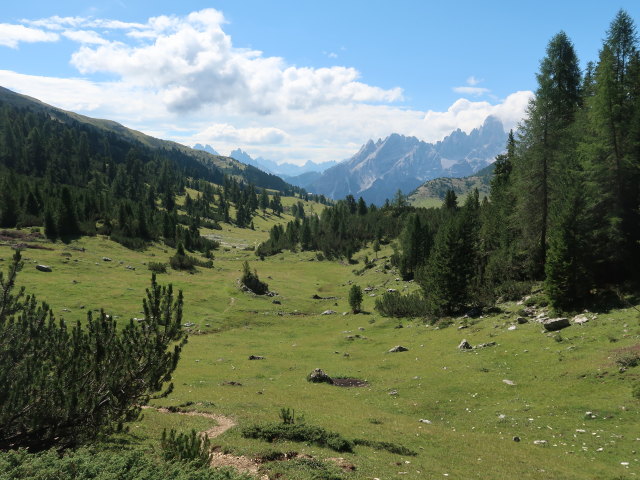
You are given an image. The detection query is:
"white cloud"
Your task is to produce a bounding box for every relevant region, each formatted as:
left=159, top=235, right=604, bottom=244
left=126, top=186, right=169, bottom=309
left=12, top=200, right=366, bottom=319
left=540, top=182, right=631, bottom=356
left=452, top=86, right=490, bottom=96
left=62, top=30, right=110, bottom=45
left=64, top=9, right=402, bottom=114
left=0, top=24, right=59, bottom=48
left=197, top=124, right=288, bottom=145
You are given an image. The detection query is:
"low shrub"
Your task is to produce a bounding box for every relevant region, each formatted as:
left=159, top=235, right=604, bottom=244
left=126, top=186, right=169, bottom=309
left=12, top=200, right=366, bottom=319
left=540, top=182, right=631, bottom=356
left=161, top=429, right=211, bottom=468
left=241, top=423, right=353, bottom=453
left=615, top=350, right=640, bottom=368
left=241, top=261, right=269, bottom=294
left=148, top=262, right=168, bottom=274
left=0, top=446, right=243, bottom=480
left=374, top=291, right=429, bottom=317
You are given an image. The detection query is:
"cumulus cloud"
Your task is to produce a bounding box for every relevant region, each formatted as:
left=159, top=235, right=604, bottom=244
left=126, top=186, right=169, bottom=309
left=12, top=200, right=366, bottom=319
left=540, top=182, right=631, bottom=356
left=0, top=24, right=59, bottom=48
left=64, top=9, right=402, bottom=114
left=198, top=124, right=288, bottom=145
left=62, top=30, right=110, bottom=45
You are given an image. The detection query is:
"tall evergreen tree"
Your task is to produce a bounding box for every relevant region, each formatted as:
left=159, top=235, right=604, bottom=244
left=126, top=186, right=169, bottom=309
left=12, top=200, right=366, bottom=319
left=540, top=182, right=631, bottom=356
left=514, top=31, right=581, bottom=277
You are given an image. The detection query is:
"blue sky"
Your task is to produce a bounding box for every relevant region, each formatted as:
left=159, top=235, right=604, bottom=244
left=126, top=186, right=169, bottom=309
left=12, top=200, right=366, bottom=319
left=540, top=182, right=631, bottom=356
left=1, top=1, right=639, bottom=164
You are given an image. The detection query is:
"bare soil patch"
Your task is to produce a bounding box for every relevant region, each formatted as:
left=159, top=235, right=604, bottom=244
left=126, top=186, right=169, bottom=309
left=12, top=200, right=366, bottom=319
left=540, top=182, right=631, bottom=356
left=332, top=378, right=369, bottom=387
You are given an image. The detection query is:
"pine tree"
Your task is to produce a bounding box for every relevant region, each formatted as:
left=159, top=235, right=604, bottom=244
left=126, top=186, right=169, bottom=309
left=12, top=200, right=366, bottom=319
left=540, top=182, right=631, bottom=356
left=0, top=252, right=187, bottom=450
left=582, top=10, right=639, bottom=280
left=56, top=186, right=80, bottom=237
left=348, top=284, right=363, bottom=313
left=514, top=31, right=581, bottom=277
left=417, top=212, right=476, bottom=316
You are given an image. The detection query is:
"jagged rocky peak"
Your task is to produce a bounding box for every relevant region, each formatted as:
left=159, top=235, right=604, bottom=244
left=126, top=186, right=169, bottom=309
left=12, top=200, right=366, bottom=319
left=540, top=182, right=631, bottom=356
left=307, top=115, right=508, bottom=205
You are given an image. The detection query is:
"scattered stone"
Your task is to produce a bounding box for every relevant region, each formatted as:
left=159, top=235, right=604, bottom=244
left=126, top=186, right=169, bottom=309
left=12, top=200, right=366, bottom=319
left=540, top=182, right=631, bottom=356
left=102, top=257, right=112, bottom=262
left=358, top=327, right=365, bottom=331
left=183, top=322, right=196, bottom=327
left=387, top=288, right=397, bottom=293
left=307, top=368, right=334, bottom=384
left=248, top=355, right=265, bottom=360
left=419, top=419, right=432, bottom=424
left=272, top=300, right=281, bottom=305
left=502, top=379, right=516, bottom=386
left=542, top=317, right=570, bottom=331
left=516, top=317, right=528, bottom=324
left=458, top=339, right=473, bottom=350
left=364, top=287, right=374, bottom=292
left=508, top=325, right=517, bottom=331
left=388, top=345, right=409, bottom=353
left=572, top=314, right=589, bottom=325
left=513, top=436, right=521, bottom=442
left=394, top=324, right=403, bottom=329
left=125, top=265, right=135, bottom=270
left=458, top=325, right=468, bottom=330
left=321, top=310, right=337, bottom=315
left=533, top=440, right=548, bottom=446
left=222, top=381, right=242, bottom=386
left=35, top=265, right=52, bottom=272
left=388, top=389, right=398, bottom=395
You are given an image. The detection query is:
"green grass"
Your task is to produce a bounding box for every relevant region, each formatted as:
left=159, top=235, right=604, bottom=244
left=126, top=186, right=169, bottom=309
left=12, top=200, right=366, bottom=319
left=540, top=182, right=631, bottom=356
left=3, top=214, right=640, bottom=480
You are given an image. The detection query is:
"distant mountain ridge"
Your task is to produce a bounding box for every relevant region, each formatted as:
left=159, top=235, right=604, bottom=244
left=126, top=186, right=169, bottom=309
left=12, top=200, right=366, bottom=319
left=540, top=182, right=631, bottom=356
left=199, top=147, right=337, bottom=179
left=307, top=116, right=507, bottom=205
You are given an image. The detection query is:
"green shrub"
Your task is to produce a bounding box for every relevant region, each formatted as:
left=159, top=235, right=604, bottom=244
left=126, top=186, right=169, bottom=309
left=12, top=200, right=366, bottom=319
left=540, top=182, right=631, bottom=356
left=170, top=245, right=213, bottom=272
left=240, top=261, right=269, bottom=295
left=615, top=350, right=640, bottom=368
left=0, top=251, right=187, bottom=450
left=0, top=446, right=244, bottom=480
left=161, top=429, right=211, bottom=468
left=241, top=423, right=353, bottom=453
left=148, top=262, right=168, bottom=274
left=374, top=291, right=429, bottom=317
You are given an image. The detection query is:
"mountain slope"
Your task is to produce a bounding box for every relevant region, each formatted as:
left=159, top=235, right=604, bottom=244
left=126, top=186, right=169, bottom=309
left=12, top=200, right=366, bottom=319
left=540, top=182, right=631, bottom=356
left=308, top=116, right=506, bottom=204
left=408, top=163, right=495, bottom=208
left=0, top=86, right=293, bottom=192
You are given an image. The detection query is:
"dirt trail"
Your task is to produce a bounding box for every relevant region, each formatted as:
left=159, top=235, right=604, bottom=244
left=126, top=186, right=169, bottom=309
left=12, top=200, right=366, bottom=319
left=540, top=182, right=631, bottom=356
left=144, top=406, right=267, bottom=479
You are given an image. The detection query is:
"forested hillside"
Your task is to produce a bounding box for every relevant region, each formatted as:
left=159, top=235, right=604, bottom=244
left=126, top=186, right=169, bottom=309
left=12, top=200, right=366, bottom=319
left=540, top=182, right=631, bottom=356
left=0, top=87, right=329, bottom=252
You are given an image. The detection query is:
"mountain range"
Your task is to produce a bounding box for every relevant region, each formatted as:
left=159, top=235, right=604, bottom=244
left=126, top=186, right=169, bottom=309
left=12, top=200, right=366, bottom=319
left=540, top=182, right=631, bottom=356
left=192, top=144, right=337, bottom=180
left=307, top=115, right=507, bottom=205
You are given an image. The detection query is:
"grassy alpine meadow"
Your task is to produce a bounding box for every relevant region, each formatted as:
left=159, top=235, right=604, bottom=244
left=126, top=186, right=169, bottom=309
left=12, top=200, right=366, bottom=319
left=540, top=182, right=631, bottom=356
left=2, top=209, right=640, bottom=480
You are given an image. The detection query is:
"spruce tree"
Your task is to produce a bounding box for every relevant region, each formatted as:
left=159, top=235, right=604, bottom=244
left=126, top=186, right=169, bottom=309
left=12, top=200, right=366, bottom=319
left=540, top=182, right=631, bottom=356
left=514, top=31, right=581, bottom=277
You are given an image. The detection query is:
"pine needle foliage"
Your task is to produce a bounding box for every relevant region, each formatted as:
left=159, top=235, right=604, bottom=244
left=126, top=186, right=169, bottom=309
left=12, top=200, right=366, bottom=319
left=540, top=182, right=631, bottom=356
left=0, top=250, right=188, bottom=451
left=161, top=428, right=212, bottom=468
